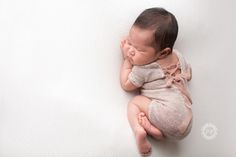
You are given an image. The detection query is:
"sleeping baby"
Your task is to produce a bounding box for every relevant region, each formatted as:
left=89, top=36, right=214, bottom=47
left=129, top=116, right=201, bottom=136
left=120, top=7, right=193, bottom=156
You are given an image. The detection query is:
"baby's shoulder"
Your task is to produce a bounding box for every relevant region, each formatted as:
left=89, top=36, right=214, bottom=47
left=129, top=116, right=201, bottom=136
left=132, top=63, right=164, bottom=80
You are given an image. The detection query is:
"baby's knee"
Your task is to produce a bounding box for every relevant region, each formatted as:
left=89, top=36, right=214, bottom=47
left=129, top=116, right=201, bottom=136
left=127, top=95, right=151, bottom=115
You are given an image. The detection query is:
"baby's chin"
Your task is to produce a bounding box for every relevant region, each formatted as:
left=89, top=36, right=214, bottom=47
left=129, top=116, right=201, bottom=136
left=129, top=58, right=139, bottom=66
left=132, top=62, right=145, bottom=66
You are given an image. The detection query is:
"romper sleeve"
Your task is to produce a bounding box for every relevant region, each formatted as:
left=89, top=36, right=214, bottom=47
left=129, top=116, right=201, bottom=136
left=128, top=66, right=145, bottom=88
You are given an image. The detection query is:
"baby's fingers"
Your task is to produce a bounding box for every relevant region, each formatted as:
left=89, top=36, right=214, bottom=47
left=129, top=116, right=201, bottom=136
left=120, top=39, right=127, bottom=48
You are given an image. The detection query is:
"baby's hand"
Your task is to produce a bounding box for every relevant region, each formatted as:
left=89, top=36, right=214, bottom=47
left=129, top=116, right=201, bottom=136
left=120, top=37, right=129, bottom=59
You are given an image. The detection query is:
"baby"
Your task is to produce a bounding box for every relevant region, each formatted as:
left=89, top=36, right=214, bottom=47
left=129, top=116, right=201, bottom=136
left=120, top=8, right=193, bottom=156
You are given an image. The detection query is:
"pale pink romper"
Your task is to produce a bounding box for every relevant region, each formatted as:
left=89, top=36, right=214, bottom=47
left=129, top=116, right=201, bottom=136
left=128, top=50, right=193, bottom=140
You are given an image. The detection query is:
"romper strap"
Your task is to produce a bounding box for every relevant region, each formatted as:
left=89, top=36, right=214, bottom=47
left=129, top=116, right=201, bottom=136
left=162, top=62, right=193, bottom=105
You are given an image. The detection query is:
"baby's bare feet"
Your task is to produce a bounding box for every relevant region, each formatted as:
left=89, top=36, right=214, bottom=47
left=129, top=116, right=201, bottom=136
left=138, top=112, right=164, bottom=140
left=134, top=126, right=152, bottom=156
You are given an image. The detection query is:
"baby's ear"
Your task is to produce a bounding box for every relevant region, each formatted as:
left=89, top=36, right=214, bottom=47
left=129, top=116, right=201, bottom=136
left=158, top=48, right=171, bottom=59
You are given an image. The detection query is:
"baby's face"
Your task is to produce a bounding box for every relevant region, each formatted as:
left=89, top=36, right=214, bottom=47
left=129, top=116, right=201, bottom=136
left=126, top=26, right=158, bottom=65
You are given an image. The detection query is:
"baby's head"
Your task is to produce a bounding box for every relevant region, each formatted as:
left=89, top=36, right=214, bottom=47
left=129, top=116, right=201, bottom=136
left=126, top=7, right=178, bottom=65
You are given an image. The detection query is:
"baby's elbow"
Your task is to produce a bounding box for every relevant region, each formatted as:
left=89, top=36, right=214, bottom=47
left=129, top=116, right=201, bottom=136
left=120, top=83, right=129, bottom=91
left=121, top=84, right=133, bottom=92
left=121, top=81, right=137, bottom=92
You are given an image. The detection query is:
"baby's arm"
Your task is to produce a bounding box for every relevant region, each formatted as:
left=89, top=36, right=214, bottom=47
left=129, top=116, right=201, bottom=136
left=120, top=59, right=138, bottom=91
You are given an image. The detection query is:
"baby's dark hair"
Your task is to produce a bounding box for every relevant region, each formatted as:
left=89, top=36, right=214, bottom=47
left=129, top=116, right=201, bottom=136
left=133, top=7, right=178, bottom=52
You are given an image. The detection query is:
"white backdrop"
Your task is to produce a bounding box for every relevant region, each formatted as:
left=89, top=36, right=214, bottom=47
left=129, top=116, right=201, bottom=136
left=0, top=0, right=236, bottom=156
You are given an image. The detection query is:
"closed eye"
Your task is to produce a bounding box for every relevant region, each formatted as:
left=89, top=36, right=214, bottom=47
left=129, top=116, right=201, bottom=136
left=136, top=47, right=146, bottom=52
left=136, top=48, right=144, bottom=51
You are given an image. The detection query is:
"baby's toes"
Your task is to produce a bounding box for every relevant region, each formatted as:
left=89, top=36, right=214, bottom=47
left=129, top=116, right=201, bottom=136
left=138, top=115, right=142, bottom=124
left=138, top=115, right=145, bottom=126
left=138, top=113, right=144, bottom=122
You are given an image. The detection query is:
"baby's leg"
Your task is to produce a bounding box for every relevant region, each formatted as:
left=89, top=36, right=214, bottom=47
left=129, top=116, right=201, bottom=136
left=138, top=112, right=164, bottom=140
left=127, top=95, right=152, bottom=156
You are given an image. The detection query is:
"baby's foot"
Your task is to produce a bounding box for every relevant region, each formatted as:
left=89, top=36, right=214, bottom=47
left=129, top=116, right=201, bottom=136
left=134, top=126, right=152, bottom=156
left=138, top=112, right=164, bottom=140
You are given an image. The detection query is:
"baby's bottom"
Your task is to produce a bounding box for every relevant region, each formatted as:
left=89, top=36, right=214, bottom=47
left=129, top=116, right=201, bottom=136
left=148, top=99, right=192, bottom=140
left=127, top=95, right=164, bottom=156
